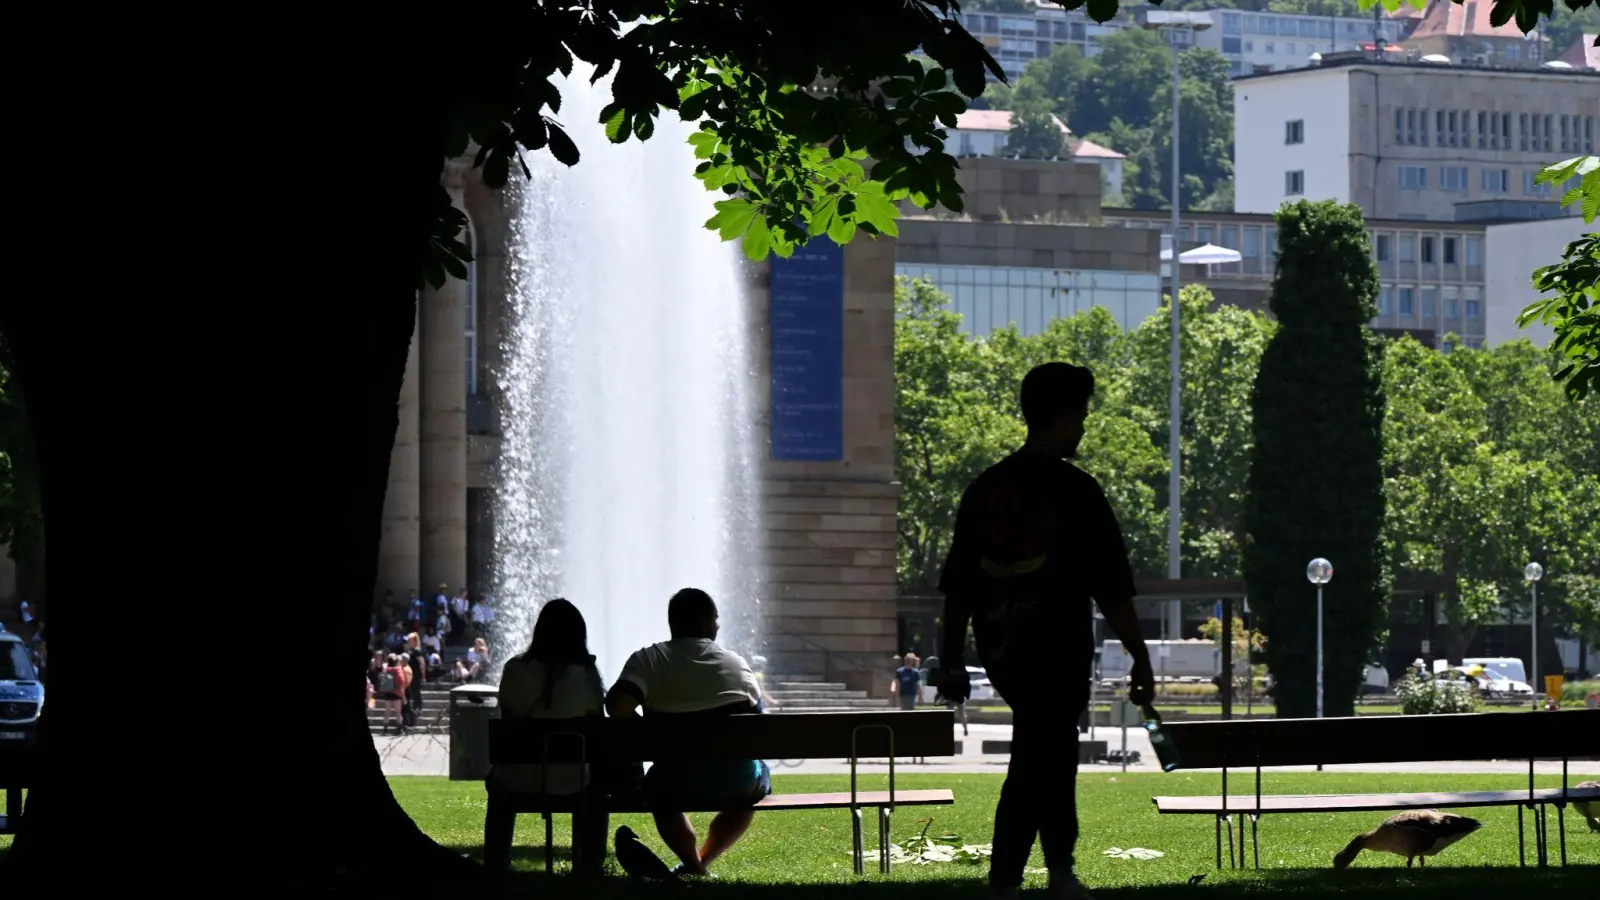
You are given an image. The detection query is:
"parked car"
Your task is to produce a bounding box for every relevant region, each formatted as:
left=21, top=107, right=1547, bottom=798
left=0, top=631, right=44, bottom=742
left=921, top=666, right=997, bottom=704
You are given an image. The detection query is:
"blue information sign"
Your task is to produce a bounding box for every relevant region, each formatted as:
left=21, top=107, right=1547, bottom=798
left=769, top=237, right=845, bottom=460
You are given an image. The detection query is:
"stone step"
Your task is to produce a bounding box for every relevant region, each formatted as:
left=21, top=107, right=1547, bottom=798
left=771, top=682, right=848, bottom=692
left=769, top=698, right=890, bottom=710
left=771, top=703, right=893, bottom=713
left=765, top=673, right=827, bottom=684
left=766, top=689, right=870, bottom=700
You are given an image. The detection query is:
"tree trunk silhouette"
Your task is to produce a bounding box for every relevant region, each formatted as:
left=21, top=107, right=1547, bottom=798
left=0, top=84, right=488, bottom=884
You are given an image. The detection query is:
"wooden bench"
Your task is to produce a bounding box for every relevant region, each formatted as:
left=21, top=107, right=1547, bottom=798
left=1150, top=708, right=1600, bottom=870
left=487, top=709, right=956, bottom=876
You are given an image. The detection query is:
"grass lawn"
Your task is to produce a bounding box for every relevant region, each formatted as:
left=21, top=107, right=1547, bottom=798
left=385, top=771, right=1596, bottom=897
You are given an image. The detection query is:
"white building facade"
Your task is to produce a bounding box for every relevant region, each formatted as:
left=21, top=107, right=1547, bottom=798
left=1201, top=9, right=1407, bottom=76
left=1484, top=216, right=1590, bottom=348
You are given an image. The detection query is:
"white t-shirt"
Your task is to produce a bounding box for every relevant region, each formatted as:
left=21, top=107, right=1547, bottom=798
left=492, top=656, right=606, bottom=795
left=617, top=638, right=762, bottom=714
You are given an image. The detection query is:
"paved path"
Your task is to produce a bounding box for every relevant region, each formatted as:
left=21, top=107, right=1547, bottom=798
left=376, top=722, right=1600, bottom=778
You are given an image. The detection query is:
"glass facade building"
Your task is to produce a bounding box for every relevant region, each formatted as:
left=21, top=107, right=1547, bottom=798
left=896, top=262, right=1163, bottom=336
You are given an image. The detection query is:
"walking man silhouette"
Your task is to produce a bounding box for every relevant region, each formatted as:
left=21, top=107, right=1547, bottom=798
left=934, top=362, right=1155, bottom=900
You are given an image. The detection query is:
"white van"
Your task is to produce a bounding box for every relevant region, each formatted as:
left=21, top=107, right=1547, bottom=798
left=0, top=631, right=44, bottom=741
left=1463, top=657, right=1534, bottom=695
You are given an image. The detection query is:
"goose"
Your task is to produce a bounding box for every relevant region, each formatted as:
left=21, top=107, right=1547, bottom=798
left=1575, top=780, right=1600, bottom=833
left=1332, top=810, right=1483, bottom=868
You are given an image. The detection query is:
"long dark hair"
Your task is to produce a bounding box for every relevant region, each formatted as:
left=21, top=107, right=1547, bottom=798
left=524, top=598, right=596, bottom=708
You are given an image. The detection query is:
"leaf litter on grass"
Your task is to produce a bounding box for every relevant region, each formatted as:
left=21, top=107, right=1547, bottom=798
left=850, top=817, right=993, bottom=866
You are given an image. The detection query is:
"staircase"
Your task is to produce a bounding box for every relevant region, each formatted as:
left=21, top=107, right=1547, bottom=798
left=764, top=673, right=891, bottom=713
left=367, top=681, right=458, bottom=734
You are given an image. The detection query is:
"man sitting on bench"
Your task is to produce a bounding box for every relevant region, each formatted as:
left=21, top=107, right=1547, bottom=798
left=605, top=587, right=770, bottom=877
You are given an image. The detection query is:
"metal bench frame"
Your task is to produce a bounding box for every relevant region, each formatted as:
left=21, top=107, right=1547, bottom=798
left=1182, top=754, right=1588, bottom=870
left=498, top=717, right=946, bottom=876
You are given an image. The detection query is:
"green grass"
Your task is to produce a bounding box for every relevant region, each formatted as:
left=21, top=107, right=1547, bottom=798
left=388, top=771, right=1596, bottom=896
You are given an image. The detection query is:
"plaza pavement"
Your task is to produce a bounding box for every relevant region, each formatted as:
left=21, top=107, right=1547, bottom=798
left=375, top=721, right=1600, bottom=778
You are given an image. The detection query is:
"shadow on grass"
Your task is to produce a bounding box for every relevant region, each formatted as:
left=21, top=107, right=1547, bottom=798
left=425, top=857, right=1598, bottom=899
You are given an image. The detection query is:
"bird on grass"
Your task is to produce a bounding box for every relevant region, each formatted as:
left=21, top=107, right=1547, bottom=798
left=1574, top=780, right=1600, bottom=832
left=1333, top=810, right=1483, bottom=869
left=614, top=825, right=676, bottom=880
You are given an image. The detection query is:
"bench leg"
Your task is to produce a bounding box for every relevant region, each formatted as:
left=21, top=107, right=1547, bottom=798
left=852, top=807, right=865, bottom=876
left=544, top=813, right=554, bottom=875
left=1224, top=816, right=1236, bottom=869
left=1557, top=803, right=1567, bottom=867
left=1538, top=803, right=1549, bottom=868
left=1214, top=816, right=1223, bottom=869
left=1250, top=815, right=1260, bottom=870
left=1517, top=804, right=1526, bottom=867
left=879, top=807, right=892, bottom=874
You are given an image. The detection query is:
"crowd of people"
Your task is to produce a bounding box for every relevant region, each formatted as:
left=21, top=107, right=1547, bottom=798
left=365, top=585, right=498, bottom=732
left=483, top=587, right=768, bottom=880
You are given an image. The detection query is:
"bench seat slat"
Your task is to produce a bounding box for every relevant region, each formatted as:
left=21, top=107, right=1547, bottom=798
left=500, top=788, right=955, bottom=815
left=1153, top=786, right=1600, bottom=815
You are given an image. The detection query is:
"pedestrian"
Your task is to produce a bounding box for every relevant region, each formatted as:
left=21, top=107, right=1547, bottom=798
left=933, top=362, right=1155, bottom=900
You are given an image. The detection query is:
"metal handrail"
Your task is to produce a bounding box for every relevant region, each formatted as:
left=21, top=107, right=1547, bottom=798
left=768, top=627, right=886, bottom=685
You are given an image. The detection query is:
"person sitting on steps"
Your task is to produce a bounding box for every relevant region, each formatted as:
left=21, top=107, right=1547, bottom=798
left=605, top=587, right=769, bottom=878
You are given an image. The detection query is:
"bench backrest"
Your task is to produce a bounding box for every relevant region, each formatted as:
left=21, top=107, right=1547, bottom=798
left=1163, top=708, right=1600, bottom=769
left=488, top=710, right=955, bottom=765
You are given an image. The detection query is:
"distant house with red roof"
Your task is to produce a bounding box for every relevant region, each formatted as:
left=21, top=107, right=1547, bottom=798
left=1555, top=33, right=1598, bottom=71
left=1400, top=0, right=1547, bottom=67
left=945, top=109, right=1126, bottom=198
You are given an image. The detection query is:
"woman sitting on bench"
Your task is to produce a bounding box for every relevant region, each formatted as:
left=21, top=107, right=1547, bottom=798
left=485, top=598, right=609, bottom=876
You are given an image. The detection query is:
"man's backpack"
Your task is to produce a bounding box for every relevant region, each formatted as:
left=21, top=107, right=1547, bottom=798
left=379, top=669, right=398, bottom=693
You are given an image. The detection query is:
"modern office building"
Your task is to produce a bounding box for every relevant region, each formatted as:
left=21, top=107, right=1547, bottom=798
left=1199, top=7, right=1407, bottom=75
left=1397, top=0, right=1549, bottom=68
left=1233, top=53, right=1599, bottom=221
left=952, top=1, right=1126, bottom=80
left=1101, top=208, right=1493, bottom=348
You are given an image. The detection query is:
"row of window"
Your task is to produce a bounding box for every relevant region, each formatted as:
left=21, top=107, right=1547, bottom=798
left=1376, top=285, right=1483, bottom=323
left=1394, top=165, right=1558, bottom=197
left=1392, top=108, right=1595, bottom=155
left=1374, top=233, right=1482, bottom=267
left=1220, top=11, right=1402, bottom=41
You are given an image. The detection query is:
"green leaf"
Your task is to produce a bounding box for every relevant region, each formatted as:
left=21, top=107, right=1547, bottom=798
left=706, top=197, right=757, bottom=242
left=600, top=103, right=630, bottom=143
left=826, top=215, right=857, bottom=245
left=547, top=124, right=580, bottom=167
left=741, top=216, right=773, bottom=259
left=634, top=113, right=655, bottom=142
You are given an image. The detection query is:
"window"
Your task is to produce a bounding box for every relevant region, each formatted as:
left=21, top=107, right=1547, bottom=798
left=1447, top=110, right=1458, bottom=147
left=1286, top=119, right=1304, bottom=145
left=1520, top=113, right=1529, bottom=151
left=1466, top=299, right=1480, bottom=319
left=1421, top=236, right=1435, bottom=264
left=1376, top=234, right=1391, bottom=262
left=1588, top=116, right=1595, bottom=154
left=1443, top=237, right=1457, bottom=265
left=1395, top=109, right=1404, bottom=145
left=1286, top=42, right=1297, bottom=57
left=1399, top=287, right=1415, bottom=316
left=1482, top=168, right=1509, bottom=194
left=1407, top=109, right=1417, bottom=145
left=1421, top=108, right=1430, bottom=146
left=1525, top=170, right=1550, bottom=196
left=1466, top=236, right=1483, bottom=266
left=1285, top=170, right=1305, bottom=195
left=1398, top=166, right=1427, bottom=190
left=1561, top=115, right=1570, bottom=153
left=1421, top=286, right=1437, bottom=318
left=1444, top=296, right=1459, bottom=319
left=464, top=216, right=478, bottom=397
left=1399, top=234, right=1416, bottom=262
left=1221, top=226, right=1239, bottom=251
left=1197, top=225, right=1214, bottom=244
left=1543, top=115, right=1553, bottom=152
left=1440, top=166, right=1468, bottom=192
left=1502, top=112, right=1511, bottom=148
left=1436, top=110, right=1446, bottom=145
left=1477, top=111, right=1487, bottom=149
left=1243, top=227, right=1261, bottom=258
left=1378, top=286, right=1392, bottom=316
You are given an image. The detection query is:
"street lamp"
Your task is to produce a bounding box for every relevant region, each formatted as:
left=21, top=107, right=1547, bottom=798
left=1140, top=10, right=1213, bottom=609
left=1525, top=561, right=1544, bottom=706
left=1306, top=558, right=1334, bottom=719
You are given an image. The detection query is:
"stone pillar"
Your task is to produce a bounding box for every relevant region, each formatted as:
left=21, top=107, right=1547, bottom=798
left=419, top=166, right=470, bottom=594
left=377, top=301, right=422, bottom=596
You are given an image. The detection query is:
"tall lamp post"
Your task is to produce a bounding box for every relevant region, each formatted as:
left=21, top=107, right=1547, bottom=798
left=1306, top=558, right=1334, bottom=719
left=1525, top=561, right=1543, bottom=707
left=1141, top=10, right=1213, bottom=616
